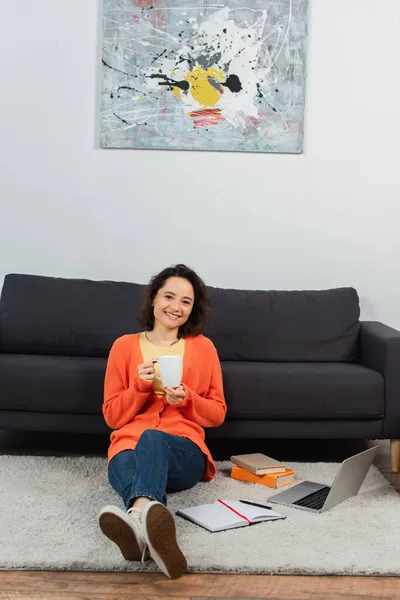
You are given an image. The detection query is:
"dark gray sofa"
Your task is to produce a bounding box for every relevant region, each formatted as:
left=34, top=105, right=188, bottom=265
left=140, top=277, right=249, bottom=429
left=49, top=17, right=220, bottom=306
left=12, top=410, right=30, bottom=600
left=1, top=274, right=400, bottom=471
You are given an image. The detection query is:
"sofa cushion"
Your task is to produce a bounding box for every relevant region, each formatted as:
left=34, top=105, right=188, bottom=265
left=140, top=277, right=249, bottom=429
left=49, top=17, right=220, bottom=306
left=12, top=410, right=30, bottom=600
left=0, top=354, right=106, bottom=414
left=0, top=275, right=360, bottom=362
left=222, top=362, right=384, bottom=420
left=0, top=355, right=384, bottom=424
left=0, top=274, right=144, bottom=357
left=205, top=287, right=360, bottom=362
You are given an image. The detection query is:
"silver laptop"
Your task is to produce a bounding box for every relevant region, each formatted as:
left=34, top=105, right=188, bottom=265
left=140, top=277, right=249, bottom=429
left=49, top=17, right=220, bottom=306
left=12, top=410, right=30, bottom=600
left=268, top=446, right=378, bottom=513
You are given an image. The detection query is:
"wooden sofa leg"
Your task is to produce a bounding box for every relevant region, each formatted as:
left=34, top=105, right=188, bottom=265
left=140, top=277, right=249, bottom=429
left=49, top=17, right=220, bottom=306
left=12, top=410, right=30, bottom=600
left=390, top=440, right=400, bottom=473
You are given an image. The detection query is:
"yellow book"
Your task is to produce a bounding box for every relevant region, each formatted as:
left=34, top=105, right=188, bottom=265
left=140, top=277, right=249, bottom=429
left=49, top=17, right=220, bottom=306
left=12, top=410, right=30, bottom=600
left=231, top=465, right=295, bottom=489
left=230, top=452, right=286, bottom=475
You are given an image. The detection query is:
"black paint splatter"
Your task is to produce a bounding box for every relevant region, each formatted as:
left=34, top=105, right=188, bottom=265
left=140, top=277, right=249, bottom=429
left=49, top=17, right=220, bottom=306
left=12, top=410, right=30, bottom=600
left=102, top=58, right=135, bottom=78
left=149, top=74, right=189, bottom=92
left=222, top=74, right=242, bottom=93
left=117, top=85, right=153, bottom=98
left=113, top=112, right=129, bottom=125
left=174, top=55, right=193, bottom=69
left=151, top=49, right=167, bottom=65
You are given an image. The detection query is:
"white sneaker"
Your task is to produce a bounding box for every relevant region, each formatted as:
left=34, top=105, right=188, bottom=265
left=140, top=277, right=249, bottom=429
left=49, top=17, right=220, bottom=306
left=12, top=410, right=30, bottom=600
left=99, top=505, right=149, bottom=561
left=141, top=501, right=187, bottom=579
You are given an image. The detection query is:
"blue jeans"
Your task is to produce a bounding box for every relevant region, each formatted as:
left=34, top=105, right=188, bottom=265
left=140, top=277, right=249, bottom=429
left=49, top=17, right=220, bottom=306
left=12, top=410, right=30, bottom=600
left=108, top=429, right=206, bottom=509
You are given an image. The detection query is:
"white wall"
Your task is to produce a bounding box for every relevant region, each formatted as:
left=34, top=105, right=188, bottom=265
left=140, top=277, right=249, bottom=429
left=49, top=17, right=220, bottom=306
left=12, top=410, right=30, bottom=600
left=1, top=0, right=399, bottom=327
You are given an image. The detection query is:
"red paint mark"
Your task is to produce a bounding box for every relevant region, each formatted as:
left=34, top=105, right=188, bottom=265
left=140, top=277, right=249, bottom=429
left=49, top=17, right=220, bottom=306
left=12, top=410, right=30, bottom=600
left=188, top=108, right=224, bottom=129
left=136, top=0, right=154, bottom=8
left=160, top=97, right=167, bottom=120
left=219, top=88, right=224, bottom=94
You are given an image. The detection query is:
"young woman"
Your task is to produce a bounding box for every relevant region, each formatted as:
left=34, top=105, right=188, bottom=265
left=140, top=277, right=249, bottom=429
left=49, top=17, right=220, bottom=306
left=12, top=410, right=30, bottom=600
left=99, top=264, right=226, bottom=579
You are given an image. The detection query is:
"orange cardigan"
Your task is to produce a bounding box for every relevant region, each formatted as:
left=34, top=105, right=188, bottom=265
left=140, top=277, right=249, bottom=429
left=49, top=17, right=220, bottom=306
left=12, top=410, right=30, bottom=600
left=103, top=333, right=226, bottom=481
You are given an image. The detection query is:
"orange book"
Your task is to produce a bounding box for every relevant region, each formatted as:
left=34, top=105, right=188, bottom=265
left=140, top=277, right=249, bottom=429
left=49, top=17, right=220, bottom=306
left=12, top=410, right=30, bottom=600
left=231, top=465, right=295, bottom=489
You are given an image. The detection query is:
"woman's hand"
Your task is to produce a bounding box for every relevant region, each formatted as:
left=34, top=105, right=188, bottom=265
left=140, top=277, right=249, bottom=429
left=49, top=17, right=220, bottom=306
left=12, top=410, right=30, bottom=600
left=137, top=360, right=157, bottom=382
left=164, top=385, right=186, bottom=405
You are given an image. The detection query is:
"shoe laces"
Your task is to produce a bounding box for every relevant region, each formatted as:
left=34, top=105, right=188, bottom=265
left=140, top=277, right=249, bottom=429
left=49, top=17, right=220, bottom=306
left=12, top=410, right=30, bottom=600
left=127, top=507, right=148, bottom=563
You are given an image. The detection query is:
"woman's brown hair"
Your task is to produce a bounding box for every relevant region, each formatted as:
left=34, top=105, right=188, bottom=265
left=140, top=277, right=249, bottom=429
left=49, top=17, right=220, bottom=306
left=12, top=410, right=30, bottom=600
left=139, top=264, right=211, bottom=337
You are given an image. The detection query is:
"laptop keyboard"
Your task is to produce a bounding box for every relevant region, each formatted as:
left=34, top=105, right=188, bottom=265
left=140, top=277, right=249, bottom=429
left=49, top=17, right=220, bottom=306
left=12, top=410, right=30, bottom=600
left=293, top=485, right=331, bottom=510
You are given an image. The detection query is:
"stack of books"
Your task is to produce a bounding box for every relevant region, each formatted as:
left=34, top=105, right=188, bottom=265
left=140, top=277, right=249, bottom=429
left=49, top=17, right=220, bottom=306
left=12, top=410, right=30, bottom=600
left=230, top=453, right=295, bottom=489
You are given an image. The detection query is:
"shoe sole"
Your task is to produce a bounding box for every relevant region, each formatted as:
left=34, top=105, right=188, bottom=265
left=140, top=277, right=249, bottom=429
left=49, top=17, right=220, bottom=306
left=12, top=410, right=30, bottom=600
left=99, top=511, right=143, bottom=561
left=145, top=504, right=187, bottom=579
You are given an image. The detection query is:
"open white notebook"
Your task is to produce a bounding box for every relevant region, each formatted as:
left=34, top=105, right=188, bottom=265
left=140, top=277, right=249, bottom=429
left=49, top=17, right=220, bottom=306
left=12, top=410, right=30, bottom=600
left=176, top=499, right=286, bottom=533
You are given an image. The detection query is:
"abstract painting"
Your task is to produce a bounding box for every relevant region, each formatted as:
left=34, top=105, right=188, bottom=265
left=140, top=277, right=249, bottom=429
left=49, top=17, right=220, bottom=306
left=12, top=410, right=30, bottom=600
left=101, top=0, right=309, bottom=153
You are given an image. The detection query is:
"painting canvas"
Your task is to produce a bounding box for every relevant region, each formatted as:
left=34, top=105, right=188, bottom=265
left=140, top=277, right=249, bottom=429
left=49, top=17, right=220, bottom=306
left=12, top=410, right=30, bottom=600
left=101, top=0, right=309, bottom=153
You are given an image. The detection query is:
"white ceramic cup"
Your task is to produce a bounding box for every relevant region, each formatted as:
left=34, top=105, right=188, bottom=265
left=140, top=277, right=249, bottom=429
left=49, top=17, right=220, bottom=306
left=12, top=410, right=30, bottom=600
left=154, top=355, right=183, bottom=388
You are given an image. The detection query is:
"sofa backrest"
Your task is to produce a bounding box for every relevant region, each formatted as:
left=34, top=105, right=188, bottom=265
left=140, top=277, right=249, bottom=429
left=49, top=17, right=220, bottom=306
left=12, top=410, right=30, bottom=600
left=0, top=274, right=144, bottom=357
left=205, top=286, right=360, bottom=362
left=0, top=274, right=360, bottom=361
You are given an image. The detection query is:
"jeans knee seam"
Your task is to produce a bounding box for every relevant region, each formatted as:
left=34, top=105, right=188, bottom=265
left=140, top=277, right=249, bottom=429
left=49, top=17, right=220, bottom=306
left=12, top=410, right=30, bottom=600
left=109, top=462, right=128, bottom=496
left=156, top=442, right=169, bottom=498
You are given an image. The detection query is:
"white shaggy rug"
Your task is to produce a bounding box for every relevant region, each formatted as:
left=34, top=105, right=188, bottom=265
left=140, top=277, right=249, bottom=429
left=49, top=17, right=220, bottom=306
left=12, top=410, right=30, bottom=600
left=0, top=455, right=399, bottom=576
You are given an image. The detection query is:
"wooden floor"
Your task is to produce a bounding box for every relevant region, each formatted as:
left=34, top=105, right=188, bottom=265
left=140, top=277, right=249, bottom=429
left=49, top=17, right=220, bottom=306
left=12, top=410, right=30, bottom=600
left=2, top=571, right=400, bottom=600
left=0, top=432, right=399, bottom=600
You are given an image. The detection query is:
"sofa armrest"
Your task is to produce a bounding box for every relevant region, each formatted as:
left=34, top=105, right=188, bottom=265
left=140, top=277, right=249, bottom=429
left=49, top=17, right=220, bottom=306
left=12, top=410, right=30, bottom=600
left=360, top=321, right=400, bottom=438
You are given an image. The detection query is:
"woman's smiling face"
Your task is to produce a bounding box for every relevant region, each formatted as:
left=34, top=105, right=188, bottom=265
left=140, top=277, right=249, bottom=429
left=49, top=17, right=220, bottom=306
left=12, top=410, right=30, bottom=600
left=152, top=277, right=194, bottom=331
